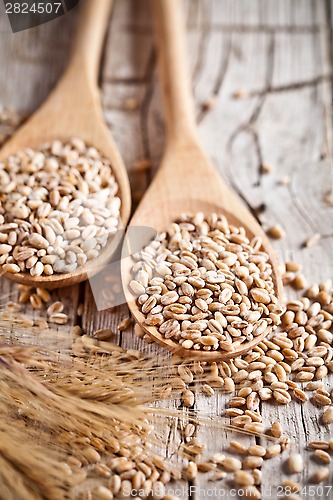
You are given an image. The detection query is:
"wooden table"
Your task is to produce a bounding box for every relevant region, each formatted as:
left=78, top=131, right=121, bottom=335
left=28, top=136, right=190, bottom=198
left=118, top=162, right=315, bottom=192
left=1, top=1, right=333, bottom=498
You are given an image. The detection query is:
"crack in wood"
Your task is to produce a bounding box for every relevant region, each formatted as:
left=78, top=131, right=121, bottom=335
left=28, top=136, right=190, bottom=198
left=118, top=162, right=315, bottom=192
left=251, top=129, right=264, bottom=187
left=323, top=0, right=333, bottom=197
left=197, top=34, right=232, bottom=124
left=227, top=34, right=275, bottom=188
left=102, top=76, right=151, bottom=85
left=122, top=24, right=322, bottom=35
left=165, top=417, right=177, bottom=459
left=248, top=74, right=332, bottom=96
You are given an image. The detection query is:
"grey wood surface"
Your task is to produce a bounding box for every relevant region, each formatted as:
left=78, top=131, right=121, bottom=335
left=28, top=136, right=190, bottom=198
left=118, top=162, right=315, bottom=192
left=1, top=1, right=333, bottom=499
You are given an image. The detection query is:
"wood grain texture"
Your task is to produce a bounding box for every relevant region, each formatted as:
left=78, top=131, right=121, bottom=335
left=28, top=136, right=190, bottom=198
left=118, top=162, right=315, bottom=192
left=1, top=0, right=333, bottom=498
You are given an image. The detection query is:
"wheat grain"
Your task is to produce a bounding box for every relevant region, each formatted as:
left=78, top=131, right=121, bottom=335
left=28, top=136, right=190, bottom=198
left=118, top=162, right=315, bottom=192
left=242, top=456, right=263, bottom=470
left=247, top=445, right=265, bottom=457
left=303, top=233, right=321, bottom=248
left=267, top=224, right=285, bottom=239
left=118, top=317, right=132, bottom=331
left=314, top=449, right=331, bottom=464
left=310, top=467, right=330, bottom=483
left=233, top=470, right=255, bottom=486
left=282, top=480, right=301, bottom=493
left=220, top=456, right=242, bottom=472
left=288, top=453, right=303, bottom=473
left=322, top=407, right=333, bottom=424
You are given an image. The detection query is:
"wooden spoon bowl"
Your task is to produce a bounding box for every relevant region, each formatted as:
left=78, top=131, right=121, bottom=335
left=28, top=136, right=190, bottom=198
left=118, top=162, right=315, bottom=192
left=121, top=0, right=283, bottom=360
left=122, top=147, right=283, bottom=361
left=0, top=0, right=131, bottom=289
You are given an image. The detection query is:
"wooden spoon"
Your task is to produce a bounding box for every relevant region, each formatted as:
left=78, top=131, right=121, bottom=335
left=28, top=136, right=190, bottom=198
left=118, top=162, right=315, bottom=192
left=122, top=0, right=283, bottom=360
left=0, top=0, right=131, bottom=289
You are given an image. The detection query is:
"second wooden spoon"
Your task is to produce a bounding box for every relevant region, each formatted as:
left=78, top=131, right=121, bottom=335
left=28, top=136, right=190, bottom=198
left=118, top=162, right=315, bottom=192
left=122, top=0, right=283, bottom=360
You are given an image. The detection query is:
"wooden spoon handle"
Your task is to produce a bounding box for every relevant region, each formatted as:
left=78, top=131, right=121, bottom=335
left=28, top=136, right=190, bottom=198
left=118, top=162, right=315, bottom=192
left=152, top=0, right=198, bottom=147
left=68, top=0, right=113, bottom=87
